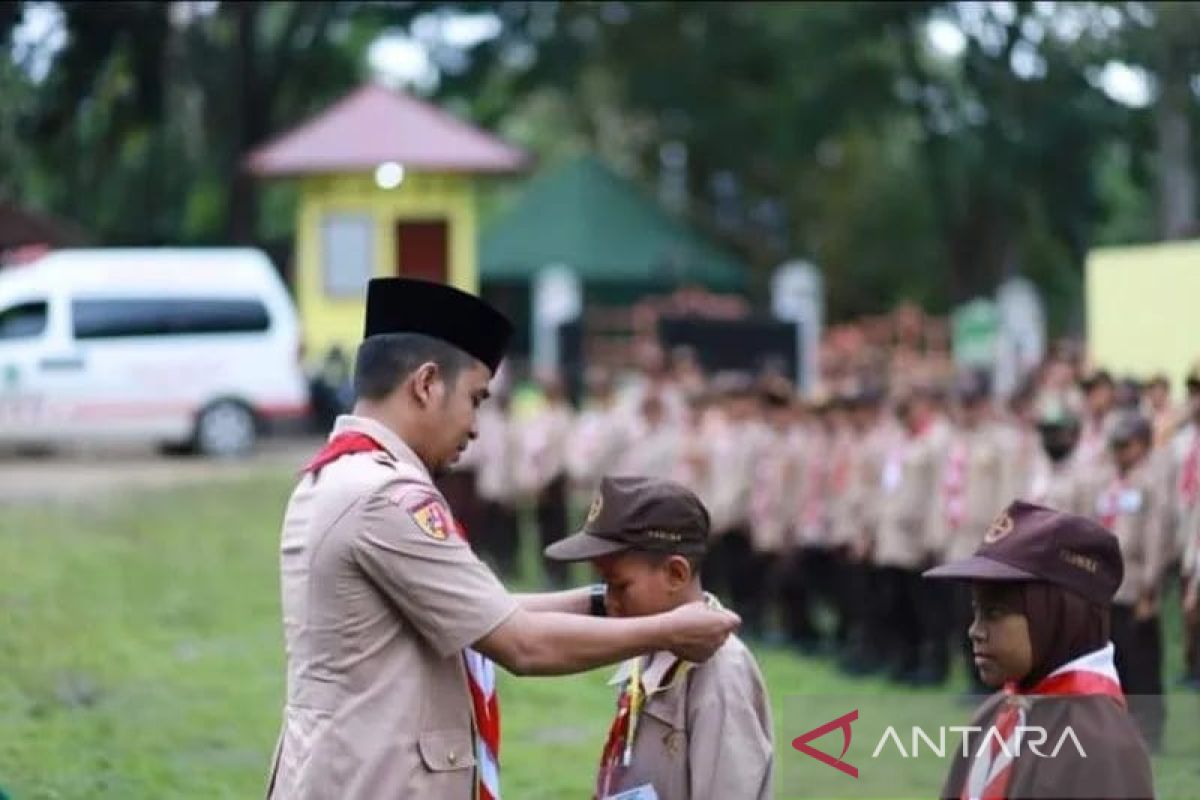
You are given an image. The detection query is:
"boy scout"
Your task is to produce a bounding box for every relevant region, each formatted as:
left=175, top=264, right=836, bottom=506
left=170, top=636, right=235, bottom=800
left=472, top=388, right=521, bottom=578
left=1175, top=366, right=1200, bottom=688
left=704, top=374, right=768, bottom=613
left=1022, top=406, right=1085, bottom=513
left=517, top=370, right=575, bottom=587
left=929, top=374, right=1007, bottom=688
left=1080, top=412, right=1171, bottom=750
left=568, top=366, right=631, bottom=496
left=875, top=385, right=950, bottom=683
left=267, top=278, right=739, bottom=800
left=748, top=385, right=798, bottom=641
left=545, top=476, right=774, bottom=800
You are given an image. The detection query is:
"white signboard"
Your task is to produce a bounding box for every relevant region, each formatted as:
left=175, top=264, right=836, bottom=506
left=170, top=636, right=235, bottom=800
left=532, top=265, right=582, bottom=372
left=771, top=260, right=823, bottom=391
left=994, top=277, right=1046, bottom=398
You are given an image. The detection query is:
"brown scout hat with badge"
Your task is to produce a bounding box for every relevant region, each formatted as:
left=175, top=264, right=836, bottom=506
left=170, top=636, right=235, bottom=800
left=544, top=476, right=711, bottom=562
left=923, top=500, right=1123, bottom=605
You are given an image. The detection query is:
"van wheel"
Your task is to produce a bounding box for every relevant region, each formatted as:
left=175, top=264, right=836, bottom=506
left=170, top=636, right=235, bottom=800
left=194, top=400, right=257, bottom=458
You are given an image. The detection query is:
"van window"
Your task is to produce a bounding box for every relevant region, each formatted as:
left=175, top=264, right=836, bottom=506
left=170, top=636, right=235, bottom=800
left=0, top=300, right=49, bottom=340
left=72, top=298, right=271, bottom=340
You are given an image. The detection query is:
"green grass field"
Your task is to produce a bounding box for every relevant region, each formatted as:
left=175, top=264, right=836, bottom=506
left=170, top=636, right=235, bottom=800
left=1, top=471, right=1198, bottom=799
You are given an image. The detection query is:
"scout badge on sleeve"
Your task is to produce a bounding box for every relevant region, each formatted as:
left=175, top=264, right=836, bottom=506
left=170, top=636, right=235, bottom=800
left=408, top=496, right=453, bottom=540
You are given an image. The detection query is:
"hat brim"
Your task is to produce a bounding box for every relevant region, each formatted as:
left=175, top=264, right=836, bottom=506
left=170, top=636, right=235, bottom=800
left=543, top=531, right=630, bottom=562
left=923, top=555, right=1040, bottom=583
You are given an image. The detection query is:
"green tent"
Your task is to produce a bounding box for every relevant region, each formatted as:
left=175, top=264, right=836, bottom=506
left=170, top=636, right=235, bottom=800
left=480, top=155, right=746, bottom=293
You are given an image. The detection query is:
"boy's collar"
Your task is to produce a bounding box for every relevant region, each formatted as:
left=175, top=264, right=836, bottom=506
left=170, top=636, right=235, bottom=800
left=606, top=593, right=721, bottom=690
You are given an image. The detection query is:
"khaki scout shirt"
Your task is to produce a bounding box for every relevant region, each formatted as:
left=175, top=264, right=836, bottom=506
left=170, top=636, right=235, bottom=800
left=267, top=415, right=519, bottom=800
left=827, top=428, right=867, bottom=549
left=604, top=635, right=774, bottom=800
left=707, top=419, right=768, bottom=535
left=1021, top=454, right=1084, bottom=515
left=567, top=404, right=632, bottom=490
left=473, top=402, right=520, bottom=505
left=1170, top=423, right=1200, bottom=575
left=516, top=401, right=574, bottom=494
left=1081, top=458, right=1172, bottom=608
left=749, top=423, right=798, bottom=553
left=875, top=419, right=950, bottom=570
left=929, top=423, right=1009, bottom=563
left=614, top=418, right=682, bottom=482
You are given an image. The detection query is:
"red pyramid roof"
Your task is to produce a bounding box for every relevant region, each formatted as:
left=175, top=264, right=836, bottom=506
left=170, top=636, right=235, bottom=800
left=245, top=83, right=528, bottom=176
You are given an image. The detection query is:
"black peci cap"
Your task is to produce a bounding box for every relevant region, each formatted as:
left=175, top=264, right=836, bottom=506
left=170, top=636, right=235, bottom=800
left=364, top=278, right=513, bottom=374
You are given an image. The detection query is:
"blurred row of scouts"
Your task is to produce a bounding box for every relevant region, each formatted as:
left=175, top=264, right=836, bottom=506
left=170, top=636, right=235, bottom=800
left=439, top=353, right=1200, bottom=750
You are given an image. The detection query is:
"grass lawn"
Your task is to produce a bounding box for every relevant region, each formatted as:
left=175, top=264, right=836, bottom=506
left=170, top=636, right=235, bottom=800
left=1, top=471, right=1198, bottom=799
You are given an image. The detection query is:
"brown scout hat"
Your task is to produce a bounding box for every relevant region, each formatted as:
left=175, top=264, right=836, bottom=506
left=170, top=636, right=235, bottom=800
left=1108, top=411, right=1152, bottom=447
left=923, top=500, right=1123, bottom=605
left=544, top=476, right=710, bottom=562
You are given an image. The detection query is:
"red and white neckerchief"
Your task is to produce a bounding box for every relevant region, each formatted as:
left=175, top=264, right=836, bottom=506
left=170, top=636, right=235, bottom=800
left=830, top=437, right=853, bottom=495
left=1097, top=476, right=1125, bottom=531
left=595, top=656, right=644, bottom=800
left=303, top=432, right=504, bottom=800
left=962, top=643, right=1124, bottom=800
left=1179, top=432, right=1200, bottom=510
left=595, top=653, right=690, bottom=799
left=750, top=447, right=784, bottom=529
left=800, top=446, right=830, bottom=542
left=942, top=438, right=970, bottom=531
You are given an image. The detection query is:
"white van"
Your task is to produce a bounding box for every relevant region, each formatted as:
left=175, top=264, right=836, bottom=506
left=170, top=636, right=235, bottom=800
left=0, top=248, right=310, bottom=457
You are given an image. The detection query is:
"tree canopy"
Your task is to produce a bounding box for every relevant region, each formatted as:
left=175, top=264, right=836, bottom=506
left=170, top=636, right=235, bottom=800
left=2, top=1, right=1197, bottom=331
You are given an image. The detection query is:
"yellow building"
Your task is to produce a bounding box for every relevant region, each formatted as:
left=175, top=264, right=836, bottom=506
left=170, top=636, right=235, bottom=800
left=1087, top=238, right=1200, bottom=397
left=246, top=83, right=527, bottom=370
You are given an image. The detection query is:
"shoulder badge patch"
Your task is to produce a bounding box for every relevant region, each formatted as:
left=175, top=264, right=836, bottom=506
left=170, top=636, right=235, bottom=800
left=408, top=496, right=455, bottom=541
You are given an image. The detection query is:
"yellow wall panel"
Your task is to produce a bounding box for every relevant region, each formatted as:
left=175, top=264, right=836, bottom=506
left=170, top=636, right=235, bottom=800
left=294, top=172, right=480, bottom=369
left=1086, top=239, right=1200, bottom=399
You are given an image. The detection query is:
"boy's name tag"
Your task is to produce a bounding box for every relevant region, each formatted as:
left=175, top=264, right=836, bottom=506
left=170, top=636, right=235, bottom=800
left=882, top=459, right=902, bottom=493
left=604, top=786, right=660, bottom=800
left=1117, top=488, right=1143, bottom=514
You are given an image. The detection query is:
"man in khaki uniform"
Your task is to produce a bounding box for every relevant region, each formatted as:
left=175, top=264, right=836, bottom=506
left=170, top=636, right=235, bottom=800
left=567, top=366, right=630, bottom=497
left=835, top=385, right=893, bottom=675
left=928, top=375, right=1007, bottom=687
left=545, top=476, right=774, bottom=800
left=874, top=386, right=950, bottom=683
left=1080, top=412, right=1171, bottom=751
left=1020, top=408, right=1085, bottom=513
left=703, top=374, right=768, bottom=615
left=613, top=390, right=681, bottom=481
left=1174, top=367, right=1200, bottom=688
left=472, top=388, right=521, bottom=578
left=1073, top=369, right=1116, bottom=472
left=267, top=279, right=739, bottom=800
left=747, top=385, right=798, bottom=641
left=515, top=370, right=575, bottom=587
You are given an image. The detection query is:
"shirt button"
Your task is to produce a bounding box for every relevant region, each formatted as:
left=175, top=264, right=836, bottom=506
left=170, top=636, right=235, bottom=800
left=447, top=751, right=458, bottom=766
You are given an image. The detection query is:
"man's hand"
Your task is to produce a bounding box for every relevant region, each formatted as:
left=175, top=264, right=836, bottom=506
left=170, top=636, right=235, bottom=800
left=662, top=601, right=741, bottom=663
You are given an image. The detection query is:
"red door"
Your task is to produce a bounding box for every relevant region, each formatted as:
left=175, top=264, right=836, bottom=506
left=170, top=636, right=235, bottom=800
left=396, top=220, right=449, bottom=283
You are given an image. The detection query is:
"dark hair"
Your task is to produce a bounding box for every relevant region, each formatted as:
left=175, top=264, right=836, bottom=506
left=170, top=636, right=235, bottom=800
left=639, top=549, right=704, bottom=577
left=353, top=333, right=475, bottom=401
